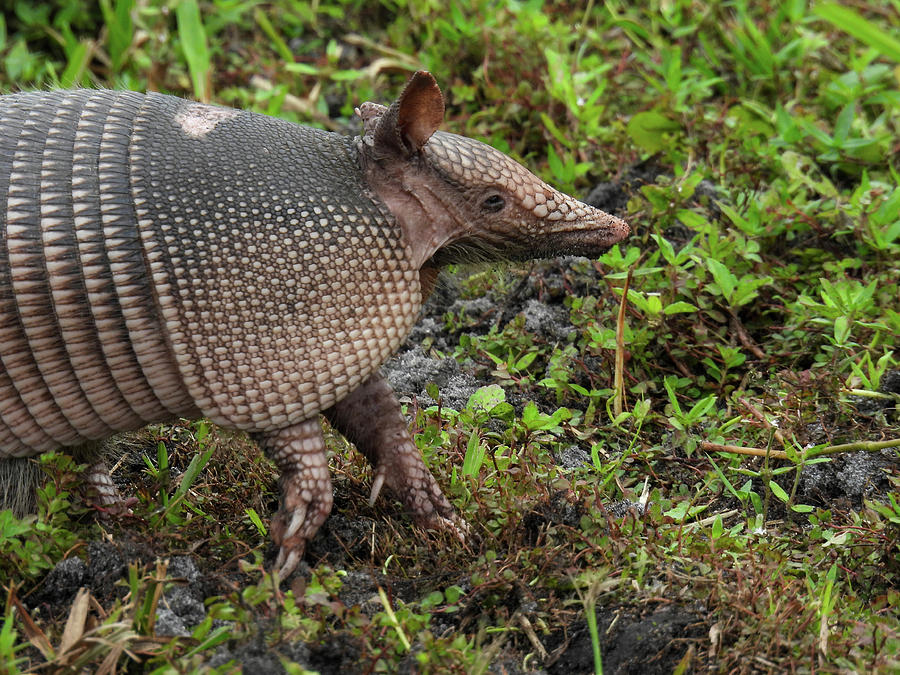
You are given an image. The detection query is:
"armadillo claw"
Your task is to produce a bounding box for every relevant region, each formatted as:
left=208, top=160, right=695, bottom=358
left=391, top=465, right=470, bottom=544
left=275, top=547, right=302, bottom=581
left=282, top=503, right=308, bottom=542
left=268, top=469, right=333, bottom=579
left=323, top=374, right=469, bottom=548
left=258, top=421, right=334, bottom=579
left=369, top=465, right=387, bottom=506
left=369, top=455, right=469, bottom=546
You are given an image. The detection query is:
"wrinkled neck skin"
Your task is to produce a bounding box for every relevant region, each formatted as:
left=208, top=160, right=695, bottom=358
left=360, top=151, right=472, bottom=273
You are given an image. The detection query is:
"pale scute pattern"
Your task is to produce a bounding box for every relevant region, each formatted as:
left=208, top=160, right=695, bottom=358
left=131, top=92, right=421, bottom=432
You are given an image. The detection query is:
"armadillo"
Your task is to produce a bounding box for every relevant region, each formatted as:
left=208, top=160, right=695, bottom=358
left=0, top=71, right=629, bottom=576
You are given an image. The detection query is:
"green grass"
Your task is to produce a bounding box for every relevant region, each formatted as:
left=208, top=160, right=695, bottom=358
left=1, top=0, right=899, bottom=672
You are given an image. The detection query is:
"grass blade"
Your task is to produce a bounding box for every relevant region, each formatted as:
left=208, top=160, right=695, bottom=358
left=176, top=0, right=210, bottom=101
left=814, top=4, right=900, bottom=62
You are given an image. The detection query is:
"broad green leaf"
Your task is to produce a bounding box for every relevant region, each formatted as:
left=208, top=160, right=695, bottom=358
left=467, top=384, right=506, bottom=413
left=627, top=110, right=681, bottom=153
left=676, top=210, right=709, bottom=232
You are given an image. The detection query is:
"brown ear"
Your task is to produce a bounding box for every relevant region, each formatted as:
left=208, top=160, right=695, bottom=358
left=396, top=71, right=444, bottom=151
left=368, top=71, right=444, bottom=158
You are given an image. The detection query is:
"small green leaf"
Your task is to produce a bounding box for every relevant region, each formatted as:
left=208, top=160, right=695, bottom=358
left=547, top=144, right=564, bottom=178
left=284, top=62, right=320, bottom=75
left=685, top=394, right=717, bottom=423
left=832, top=104, right=854, bottom=145
left=769, top=480, right=790, bottom=503
left=706, top=258, right=737, bottom=303
left=421, top=591, right=444, bottom=609
left=664, top=301, right=698, bottom=314
left=245, top=508, right=266, bottom=536
left=99, top=0, right=134, bottom=72
left=462, top=433, right=485, bottom=477
left=663, top=375, right=683, bottom=416
left=652, top=233, right=677, bottom=264
left=834, top=315, right=851, bottom=344
left=514, top=351, right=539, bottom=371
left=425, top=382, right=441, bottom=403
left=467, top=384, right=506, bottom=413
left=59, top=40, right=89, bottom=88
left=664, top=501, right=706, bottom=521
left=731, top=275, right=773, bottom=306
left=445, top=585, right=463, bottom=603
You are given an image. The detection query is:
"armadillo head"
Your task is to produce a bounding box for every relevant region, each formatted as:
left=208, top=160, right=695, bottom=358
left=357, top=71, right=630, bottom=270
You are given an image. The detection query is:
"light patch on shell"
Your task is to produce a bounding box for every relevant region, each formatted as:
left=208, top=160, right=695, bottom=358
left=175, top=103, right=240, bottom=138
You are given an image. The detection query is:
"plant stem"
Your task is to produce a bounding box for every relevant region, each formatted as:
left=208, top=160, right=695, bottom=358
left=700, top=438, right=900, bottom=459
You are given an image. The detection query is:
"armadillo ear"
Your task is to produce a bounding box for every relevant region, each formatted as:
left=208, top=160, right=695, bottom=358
left=396, top=71, right=444, bottom=151
left=366, top=71, right=444, bottom=158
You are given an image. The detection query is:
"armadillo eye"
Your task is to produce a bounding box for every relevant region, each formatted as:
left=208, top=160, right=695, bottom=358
left=482, top=194, right=505, bottom=212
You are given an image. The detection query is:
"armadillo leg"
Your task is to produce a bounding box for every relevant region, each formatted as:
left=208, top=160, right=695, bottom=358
left=324, top=373, right=465, bottom=540
left=255, top=419, right=333, bottom=578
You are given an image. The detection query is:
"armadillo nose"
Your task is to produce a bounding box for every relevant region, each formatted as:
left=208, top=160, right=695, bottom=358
left=611, top=213, right=631, bottom=241
left=586, top=206, right=631, bottom=246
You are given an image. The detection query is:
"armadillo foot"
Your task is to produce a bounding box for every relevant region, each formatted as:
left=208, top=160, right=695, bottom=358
left=326, top=373, right=469, bottom=543
left=257, top=419, right=333, bottom=579
left=84, top=460, right=134, bottom=517
left=370, top=457, right=464, bottom=538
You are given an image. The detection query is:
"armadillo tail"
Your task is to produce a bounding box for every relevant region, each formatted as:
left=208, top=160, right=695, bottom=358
left=0, top=457, right=42, bottom=516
